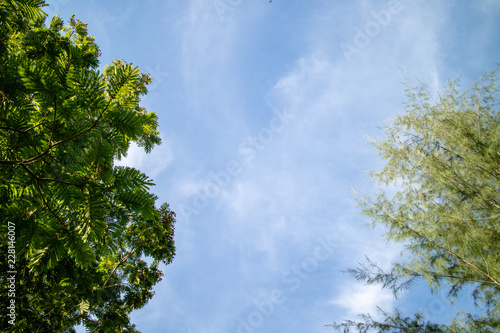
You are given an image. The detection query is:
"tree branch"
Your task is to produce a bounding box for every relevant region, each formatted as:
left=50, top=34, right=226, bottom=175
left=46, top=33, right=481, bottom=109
left=360, top=197, right=500, bottom=287
left=21, top=164, right=68, bottom=228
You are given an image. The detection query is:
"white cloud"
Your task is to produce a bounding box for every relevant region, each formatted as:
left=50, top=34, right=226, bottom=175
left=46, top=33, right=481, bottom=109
left=331, top=283, right=394, bottom=318
left=114, top=137, right=174, bottom=179
left=220, top=180, right=261, bottom=217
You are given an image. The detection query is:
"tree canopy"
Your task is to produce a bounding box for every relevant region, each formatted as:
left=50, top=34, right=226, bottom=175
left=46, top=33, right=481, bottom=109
left=330, top=66, right=500, bottom=332
left=0, top=1, right=175, bottom=332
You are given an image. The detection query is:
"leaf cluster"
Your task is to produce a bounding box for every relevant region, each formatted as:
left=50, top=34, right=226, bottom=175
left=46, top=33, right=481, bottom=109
left=0, top=1, right=175, bottom=332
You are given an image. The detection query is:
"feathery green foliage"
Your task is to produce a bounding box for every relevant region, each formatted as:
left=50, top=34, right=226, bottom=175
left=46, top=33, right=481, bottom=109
left=0, top=1, right=175, bottom=332
left=330, top=66, right=500, bottom=332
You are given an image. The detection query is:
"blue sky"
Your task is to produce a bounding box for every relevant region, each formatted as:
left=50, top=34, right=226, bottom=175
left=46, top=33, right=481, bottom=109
left=44, top=0, right=500, bottom=332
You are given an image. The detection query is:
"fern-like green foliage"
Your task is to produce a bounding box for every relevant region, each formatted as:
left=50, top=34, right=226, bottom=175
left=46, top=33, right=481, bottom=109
left=329, top=67, right=500, bottom=332
left=0, top=1, right=175, bottom=332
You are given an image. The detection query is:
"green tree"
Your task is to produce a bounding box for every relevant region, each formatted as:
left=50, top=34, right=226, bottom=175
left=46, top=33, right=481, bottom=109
left=330, top=67, right=500, bottom=332
left=0, top=1, right=175, bottom=332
